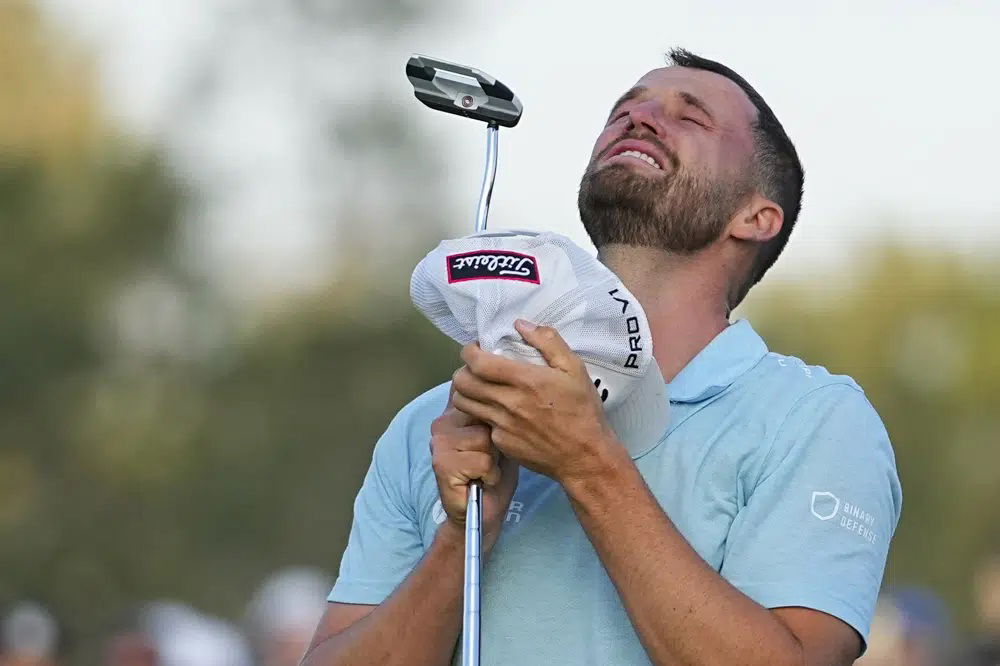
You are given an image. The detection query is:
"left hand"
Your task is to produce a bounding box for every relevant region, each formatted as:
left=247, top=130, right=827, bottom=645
left=450, top=319, right=625, bottom=485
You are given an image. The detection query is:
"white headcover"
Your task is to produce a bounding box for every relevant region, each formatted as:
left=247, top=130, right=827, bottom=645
left=410, top=229, right=669, bottom=458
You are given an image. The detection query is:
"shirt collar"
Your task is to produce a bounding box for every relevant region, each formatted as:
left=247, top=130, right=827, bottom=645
left=666, top=319, right=768, bottom=404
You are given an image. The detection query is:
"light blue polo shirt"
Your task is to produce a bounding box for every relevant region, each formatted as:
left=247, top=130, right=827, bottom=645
left=330, top=319, right=902, bottom=664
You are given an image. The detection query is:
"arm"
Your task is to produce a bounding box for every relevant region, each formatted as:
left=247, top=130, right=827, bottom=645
left=451, top=321, right=878, bottom=666
left=302, top=522, right=465, bottom=666
left=305, top=396, right=517, bottom=666
left=563, top=448, right=859, bottom=666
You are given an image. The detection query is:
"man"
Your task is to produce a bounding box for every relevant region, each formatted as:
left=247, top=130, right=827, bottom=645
left=303, top=48, right=902, bottom=665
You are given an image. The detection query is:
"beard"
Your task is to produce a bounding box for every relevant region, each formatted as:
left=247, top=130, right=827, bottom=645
left=578, top=149, right=751, bottom=254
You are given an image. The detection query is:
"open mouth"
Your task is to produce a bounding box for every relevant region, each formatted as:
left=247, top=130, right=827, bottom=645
left=601, top=138, right=670, bottom=172
left=612, top=149, right=661, bottom=169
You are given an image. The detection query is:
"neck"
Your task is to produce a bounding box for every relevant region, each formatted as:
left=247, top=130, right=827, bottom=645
left=599, top=244, right=731, bottom=382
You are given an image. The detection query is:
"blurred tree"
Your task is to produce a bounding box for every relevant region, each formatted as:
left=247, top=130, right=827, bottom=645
left=748, top=242, right=1000, bottom=630
left=0, top=0, right=184, bottom=651
left=1, top=1, right=459, bottom=663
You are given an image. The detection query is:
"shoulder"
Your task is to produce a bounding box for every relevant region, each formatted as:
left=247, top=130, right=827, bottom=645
left=735, top=350, right=878, bottom=427
left=383, top=381, right=451, bottom=442
left=364, top=382, right=450, bottom=502
left=375, top=381, right=451, bottom=460
left=751, top=350, right=863, bottom=396
left=730, top=351, right=896, bottom=488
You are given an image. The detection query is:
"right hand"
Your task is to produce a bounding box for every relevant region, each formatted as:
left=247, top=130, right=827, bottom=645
left=430, top=390, right=519, bottom=553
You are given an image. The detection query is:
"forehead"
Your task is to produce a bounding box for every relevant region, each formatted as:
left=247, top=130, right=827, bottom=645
left=633, top=66, right=757, bottom=127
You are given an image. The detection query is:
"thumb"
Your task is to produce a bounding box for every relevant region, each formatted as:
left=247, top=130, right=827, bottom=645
left=514, top=319, right=578, bottom=373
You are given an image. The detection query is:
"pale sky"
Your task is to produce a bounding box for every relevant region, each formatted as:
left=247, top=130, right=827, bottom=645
left=43, top=0, right=1000, bottom=295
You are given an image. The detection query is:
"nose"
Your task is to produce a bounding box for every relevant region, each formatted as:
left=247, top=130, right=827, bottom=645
left=625, top=100, right=667, bottom=140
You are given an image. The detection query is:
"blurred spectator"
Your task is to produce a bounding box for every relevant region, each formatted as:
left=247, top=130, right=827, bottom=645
left=0, top=602, right=62, bottom=666
left=104, top=609, right=157, bottom=666
left=858, top=587, right=952, bottom=666
left=244, top=568, right=329, bottom=666
left=958, top=554, right=1000, bottom=666
left=104, top=601, right=250, bottom=666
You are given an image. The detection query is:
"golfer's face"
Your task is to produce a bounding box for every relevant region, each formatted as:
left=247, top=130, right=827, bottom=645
left=589, top=66, right=757, bottom=182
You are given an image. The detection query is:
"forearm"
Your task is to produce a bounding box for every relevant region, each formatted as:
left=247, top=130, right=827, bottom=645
left=564, top=452, right=804, bottom=666
left=302, top=524, right=465, bottom=666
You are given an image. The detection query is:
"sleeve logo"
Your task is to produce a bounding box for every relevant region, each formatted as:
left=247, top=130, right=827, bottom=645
left=446, top=250, right=540, bottom=284
left=810, top=491, right=879, bottom=544
left=810, top=491, right=840, bottom=521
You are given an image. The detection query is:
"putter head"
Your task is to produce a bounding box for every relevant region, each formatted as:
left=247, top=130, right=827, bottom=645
left=406, top=54, right=522, bottom=128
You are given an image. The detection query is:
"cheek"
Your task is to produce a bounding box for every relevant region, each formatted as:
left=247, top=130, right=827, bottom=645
left=676, top=134, right=729, bottom=178
left=712, top=131, right=754, bottom=178
left=590, top=126, right=620, bottom=161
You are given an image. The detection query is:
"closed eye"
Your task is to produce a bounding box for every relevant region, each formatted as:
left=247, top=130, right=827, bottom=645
left=607, top=110, right=629, bottom=126
left=682, top=117, right=706, bottom=128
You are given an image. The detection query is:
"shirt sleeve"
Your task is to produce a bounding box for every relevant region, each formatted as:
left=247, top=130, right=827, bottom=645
left=719, top=383, right=902, bottom=647
left=328, top=402, right=425, bottom=605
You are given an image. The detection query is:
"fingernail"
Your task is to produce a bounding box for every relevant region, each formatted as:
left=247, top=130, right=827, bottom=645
left=516, top=319, right=537, bottom=331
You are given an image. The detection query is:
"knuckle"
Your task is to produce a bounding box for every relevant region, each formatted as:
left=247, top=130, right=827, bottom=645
left=493, top=410, right=513, bottom=430
left=519, top=370, right=538, bottom=391
left=430, top=412, right=453, bottom=436
left=433, top=431, right=461, bottom=455
left=508, top=394, right=528, bottom=417
left=470, top=424, right=492, bottom=447
left=470, top=451, right=493, bottom=475
left=431, top=447, right=456, bottom=475
left=457, top=429, right=490, bottom=452
left=430, top=415, right=444, bottom=435
left=483, top=468, right=501, bottom=487
left=429, top=433, right=445, bottom=454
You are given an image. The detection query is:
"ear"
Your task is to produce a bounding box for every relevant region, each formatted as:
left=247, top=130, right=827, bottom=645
left=729, top=194, right=783, bottom=244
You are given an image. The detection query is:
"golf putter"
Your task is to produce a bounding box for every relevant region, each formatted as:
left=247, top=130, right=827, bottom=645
left=406, top=54, right=523, bottom=666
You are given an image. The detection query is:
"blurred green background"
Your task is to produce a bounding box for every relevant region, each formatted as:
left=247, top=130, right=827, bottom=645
left=1, top=1, right=998, bottom=664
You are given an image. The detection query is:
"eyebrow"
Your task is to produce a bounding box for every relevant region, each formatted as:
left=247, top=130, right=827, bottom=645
left=607, top=86, right=648, bottom=122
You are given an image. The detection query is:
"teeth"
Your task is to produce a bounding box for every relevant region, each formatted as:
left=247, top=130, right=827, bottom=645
left=618, top=149, right=660, bottom=169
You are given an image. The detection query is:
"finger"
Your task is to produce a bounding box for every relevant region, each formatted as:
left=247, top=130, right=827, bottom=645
left=435, top=450, right=500, bottom=488
left=456, top=424, right=493, bottom=453
left=452, top=366, right=518, bottom=408
left=431, top=403, right=477, bottom=435
left=460, top=343, right=533, bottom=386
left=514, top=320, right=580, bottom=374
left=490, top=426, right=529, bottom=458
left=452, top=390, right=509, bottom=429
left=430, top=424, right=492, bottom=456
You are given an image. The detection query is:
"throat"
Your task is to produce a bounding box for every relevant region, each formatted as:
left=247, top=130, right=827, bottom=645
left=597, top=244, right=730, bottom=382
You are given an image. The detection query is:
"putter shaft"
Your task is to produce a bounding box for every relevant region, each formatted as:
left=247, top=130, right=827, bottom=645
left=462, top=121, right=499, bottom=666
left=474, top=124, right=499, bottom=233
left=461, top=481, right=483, bottom=665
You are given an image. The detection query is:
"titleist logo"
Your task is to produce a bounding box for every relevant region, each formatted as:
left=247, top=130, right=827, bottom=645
left=446, top=250, right=540, bottom=284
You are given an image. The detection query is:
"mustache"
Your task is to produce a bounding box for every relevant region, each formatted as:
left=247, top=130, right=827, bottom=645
left=594, top=131, right=679, bottom=171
